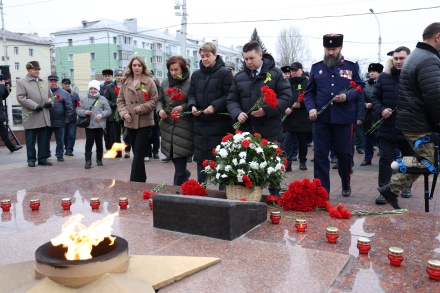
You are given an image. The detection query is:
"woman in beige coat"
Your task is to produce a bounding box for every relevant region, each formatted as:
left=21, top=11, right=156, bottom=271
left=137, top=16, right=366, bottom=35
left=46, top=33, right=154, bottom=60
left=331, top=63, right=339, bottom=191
left=117, top=56, right=158, bottom=182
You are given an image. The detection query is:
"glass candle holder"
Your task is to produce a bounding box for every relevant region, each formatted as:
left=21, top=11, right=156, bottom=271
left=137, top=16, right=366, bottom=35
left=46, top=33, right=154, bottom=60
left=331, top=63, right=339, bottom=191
left=388, top=247, right=404, bottom=266
left=61, top=198, right=72, bottom=211
left=270, top=211, right=281, bottom=224
left=1, top=199, right=11, bottom=212
left=426, top=259, right=440, bottom=281
left=357, top=237, right=371, bottom=254
left=295, top=219, right=307, bottom=232
left=90, top=197, right=100, bottom=210
left=149, top=199, right=153, bottom=210
left=119, top=197, right=128, bottom=209
left=326, top=226, right=339, bottom=243
left=30, top=199, right=40, bottom=211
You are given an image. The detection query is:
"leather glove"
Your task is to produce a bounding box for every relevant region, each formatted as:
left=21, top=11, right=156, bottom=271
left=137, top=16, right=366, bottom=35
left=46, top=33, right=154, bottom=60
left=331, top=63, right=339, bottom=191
left=34, top=105, right=43, bottom=112
left=43, top=102, right=53, bottom=109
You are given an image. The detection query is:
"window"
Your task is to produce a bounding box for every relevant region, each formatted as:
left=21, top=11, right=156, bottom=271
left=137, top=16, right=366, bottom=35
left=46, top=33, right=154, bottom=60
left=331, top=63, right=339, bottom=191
left=29, top=48, right=34, bottom=57
left=123, top=36, right=131, bottom=45
left=90, top=37, right=94, bottom=44
left=113, top=36, right=117, bottom=44
left=192, top=50, right=197, bottom=57
left=91, top=68, right=96, bottom=75
left=133, top=40, right=137, bottom=47
left=90, top=52, right=96, bottom=60
left=13, top=47, right=19, bottom=55
left=68, top=54, right=73, bottom=61
left=150, top=56, right=163, bottom=63
left=142, top=42, right=147, bottom=49
left=69, top=69, right=74, bottom=76
left=156, top=43, right=163, bottom=50
left=113, top=52, right=118, bottom=60
left=68, top=39, right=73, bottom=46
left=155, top=70, right=163, bottom=78
left=14, top=62, right=19, bottom=70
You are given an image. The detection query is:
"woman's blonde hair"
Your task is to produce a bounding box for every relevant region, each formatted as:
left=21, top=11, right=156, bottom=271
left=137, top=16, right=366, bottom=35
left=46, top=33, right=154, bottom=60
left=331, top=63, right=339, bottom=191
left=199, top=42, right=217, bottom=55
left=124, top=56, right=151, bottom=80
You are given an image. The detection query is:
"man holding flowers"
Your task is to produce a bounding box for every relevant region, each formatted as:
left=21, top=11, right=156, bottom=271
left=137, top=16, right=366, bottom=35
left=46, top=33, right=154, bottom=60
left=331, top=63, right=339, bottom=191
left=304, top=34, right=365, bottom=196
left=227, top=41, right=291, bottom=143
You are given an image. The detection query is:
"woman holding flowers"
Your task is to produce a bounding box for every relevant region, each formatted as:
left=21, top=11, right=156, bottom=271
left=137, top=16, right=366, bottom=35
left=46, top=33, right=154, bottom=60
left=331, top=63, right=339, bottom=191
left=188, top=42, right=234, bottom=186
left=117, top=56, right=158, bottom=182
left=76, top=80, right=111, bottom=169
left=156, top=56, right=193, bottom=186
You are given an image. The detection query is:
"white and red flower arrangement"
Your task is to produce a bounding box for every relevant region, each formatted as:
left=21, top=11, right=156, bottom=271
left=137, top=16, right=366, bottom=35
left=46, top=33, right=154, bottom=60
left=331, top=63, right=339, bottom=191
left=203, top=131, right=285, bottom=190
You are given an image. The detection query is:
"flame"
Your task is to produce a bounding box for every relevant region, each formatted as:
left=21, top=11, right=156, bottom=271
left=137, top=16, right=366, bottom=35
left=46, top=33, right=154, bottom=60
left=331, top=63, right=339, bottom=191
left=103, top=143, right=127, bottom=159
left=108, top=179, right=116, bottom=189
left=50, top=212, right=119, bottom=260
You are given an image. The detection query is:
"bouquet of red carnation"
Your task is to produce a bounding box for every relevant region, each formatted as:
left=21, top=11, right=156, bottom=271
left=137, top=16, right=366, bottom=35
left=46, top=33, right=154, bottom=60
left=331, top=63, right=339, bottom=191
left=278, top=178, right=328, bottom=212
left=233, top=86, right=278, bottom=129
left=326, top=202, right=351, bottom=219
left=266, top=195, right=279, bottom=205
left=181, top=179, right=207, bottom=196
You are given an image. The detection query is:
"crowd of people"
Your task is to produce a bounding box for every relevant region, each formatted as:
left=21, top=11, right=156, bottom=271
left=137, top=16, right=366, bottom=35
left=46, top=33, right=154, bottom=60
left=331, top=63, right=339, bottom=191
left=9, top=22, right=440, bottom=209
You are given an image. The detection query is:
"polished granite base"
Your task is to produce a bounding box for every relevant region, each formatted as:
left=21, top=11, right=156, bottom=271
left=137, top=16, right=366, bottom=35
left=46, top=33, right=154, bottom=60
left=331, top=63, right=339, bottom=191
left=1, top=178, right=440, bottom=292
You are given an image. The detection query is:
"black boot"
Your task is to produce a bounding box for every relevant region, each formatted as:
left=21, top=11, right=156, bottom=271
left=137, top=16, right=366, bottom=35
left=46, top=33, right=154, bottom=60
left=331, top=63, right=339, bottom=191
left=377, top=185, right=401, bottom=209
left=299, top=162, right=307, bottom=171
left=97, top=152, right=103, bottom=166
left=85, top=152, right=92, bottom=169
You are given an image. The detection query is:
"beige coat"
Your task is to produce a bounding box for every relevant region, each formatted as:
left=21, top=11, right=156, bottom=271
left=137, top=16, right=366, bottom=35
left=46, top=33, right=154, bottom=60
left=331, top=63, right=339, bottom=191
left=117, top=74, right=158, bottom=129
left=16, top=75, right=52, bottom=129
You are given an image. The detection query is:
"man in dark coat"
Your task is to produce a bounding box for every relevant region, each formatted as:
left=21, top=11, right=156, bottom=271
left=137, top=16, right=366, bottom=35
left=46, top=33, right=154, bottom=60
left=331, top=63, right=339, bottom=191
left=188, top=42, right=234, bottom=185
left=282, top=61, right=311, bottom=171
left=100, top=69, right=113, bottom=151
left=227, top=41, right=291, bottom=143
left=61, top=78, right=80, bottom=156
left=0, top=80, right=22, bottom=152
left=371, top=46, right=413, bottom=204
left=379, top=22, right=440, bottom=209
left=304, top=34, right=365, bottom=196
left=47, top=75, right=73, bottom=162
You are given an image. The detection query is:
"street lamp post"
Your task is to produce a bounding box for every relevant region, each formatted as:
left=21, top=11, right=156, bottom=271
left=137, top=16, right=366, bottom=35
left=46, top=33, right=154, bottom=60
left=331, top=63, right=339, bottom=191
left=369, top=8, right=382, bottom=63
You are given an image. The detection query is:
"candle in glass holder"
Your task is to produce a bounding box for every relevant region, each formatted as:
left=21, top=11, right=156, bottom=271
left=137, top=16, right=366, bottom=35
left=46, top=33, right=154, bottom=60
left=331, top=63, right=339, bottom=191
left=426, top=259, right=440, bottom=281
left=295, top=219, right=307, bottom=232
left=1, top=199, right=11, bottom=212
left=270, top=211, right=281, bottom=224
left=119, top=197, right=128, bottom=209
left=30, top=199, right=40, bottom=211
left=357, top=237, right=371, bottom=254
left=326, top=226, right=339, bottom=243
left=388, top=247, right=404, bottom=266
left=90, top=197, right=100, bottom=210
left=61, top=198, right=72, bottom=211
left=149, top=198, right=153, bottom=210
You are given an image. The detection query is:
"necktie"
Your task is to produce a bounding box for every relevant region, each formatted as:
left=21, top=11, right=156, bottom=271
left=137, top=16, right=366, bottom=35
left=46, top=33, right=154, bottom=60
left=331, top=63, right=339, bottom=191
left=253, top=70, right=258, bottom=80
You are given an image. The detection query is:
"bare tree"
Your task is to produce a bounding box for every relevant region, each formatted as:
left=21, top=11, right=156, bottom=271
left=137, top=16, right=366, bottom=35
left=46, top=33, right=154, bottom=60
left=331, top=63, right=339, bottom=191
left=276, top=26, right=311, bottom=67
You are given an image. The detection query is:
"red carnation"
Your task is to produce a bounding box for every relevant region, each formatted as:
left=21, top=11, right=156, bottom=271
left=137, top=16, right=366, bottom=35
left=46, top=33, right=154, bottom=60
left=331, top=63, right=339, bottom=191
left=143, top=190, right=151, bottom=200
left=265, top=195, right=279, bottom=205
left=212, top=148, right=216, bottom=155
left=261, top=139, right=269, bottom=146
left=77, top=101, right=81, bottom=107
left=356, top=86, right=362, bottom=93
left=114, top=86, right=120, bottom=95
left=181, top=179, right=206, bottom=196
left=254, top=133, right=261, bottom=138
left=143, top=92, right=149, bottom=101
left=202, top=159, right=209, bottom=167
left=222, top=134, right=232, bottom=142
left=276, top=147, right=282, bottom=155
left=209, top=161, right=216, bottom=169
left=242, top=175, right=252, bottom=188
left=349, top=81, right=357, bottom=88
left=241, top=140, right=250, bottom=147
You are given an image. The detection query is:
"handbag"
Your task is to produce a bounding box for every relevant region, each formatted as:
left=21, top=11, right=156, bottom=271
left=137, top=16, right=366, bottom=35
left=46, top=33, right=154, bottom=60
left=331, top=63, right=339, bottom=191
left=77, top=115, right=90, bottom=128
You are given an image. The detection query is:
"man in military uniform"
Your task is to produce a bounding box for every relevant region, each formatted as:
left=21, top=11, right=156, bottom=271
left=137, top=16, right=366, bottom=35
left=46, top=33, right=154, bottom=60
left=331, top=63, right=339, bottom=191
left=305, top=34, right=365, bottom=196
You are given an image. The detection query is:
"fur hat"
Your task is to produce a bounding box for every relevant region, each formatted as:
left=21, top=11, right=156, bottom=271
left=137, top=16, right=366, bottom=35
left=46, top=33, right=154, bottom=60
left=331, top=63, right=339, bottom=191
left=88, top=80, right=101, bottom=91
left=323, top=34, right=343, bottom=47
left=102, top=69, right=113, bottom=76
left=48, top=75, right=58, bottom=81
left=114, top=69, right=123, bottom=76
left=280, top=66, right=291, bottom=73
left=368, top=63, right=384, bottom=73
left=26, top=61, right=41, bottom=70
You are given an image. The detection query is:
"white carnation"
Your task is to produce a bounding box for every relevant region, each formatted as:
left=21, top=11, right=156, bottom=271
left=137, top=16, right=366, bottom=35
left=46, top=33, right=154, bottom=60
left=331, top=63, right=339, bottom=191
left=219, top=148, right=228, bottom=158
left=250, top=161, right=259, bottom=170
left=260, top=161, right=267, bottom=168
left=239, top=151, right=247, bottom=159
left=256, top=147, right=263, bottom=153
left=225, top=165, right=232, bottom=172
left=239, top=159, right=246, bottom=164
left=232, top=158, right=238, bottom=165
left=267, top=167, right=275, bottom=174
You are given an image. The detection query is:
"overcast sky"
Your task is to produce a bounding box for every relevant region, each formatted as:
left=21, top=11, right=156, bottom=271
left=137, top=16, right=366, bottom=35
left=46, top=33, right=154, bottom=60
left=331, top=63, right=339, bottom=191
left=4, top=0, right=440, bottom=71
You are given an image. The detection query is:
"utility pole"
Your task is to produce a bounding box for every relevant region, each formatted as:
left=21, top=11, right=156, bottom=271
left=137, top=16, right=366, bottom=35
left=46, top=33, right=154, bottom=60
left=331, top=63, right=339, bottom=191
left=0, top=0, right=12, bottom=127
left=175, top=0, right=187, bottom=57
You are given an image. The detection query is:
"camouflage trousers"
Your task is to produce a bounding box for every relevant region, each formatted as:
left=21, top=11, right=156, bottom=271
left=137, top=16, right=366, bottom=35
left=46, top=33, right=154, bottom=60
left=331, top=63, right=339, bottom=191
left=390, top=131, right=436, bottom=195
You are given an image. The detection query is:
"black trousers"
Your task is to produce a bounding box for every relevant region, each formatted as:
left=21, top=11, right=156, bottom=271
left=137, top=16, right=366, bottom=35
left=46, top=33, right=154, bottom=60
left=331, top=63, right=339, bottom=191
left=127, top=126, right=152, bottom=182
left=104, top=121, right=122, bottom=150
left=85, top=128, right=104, bottom=154
left=172, top=156, right=188, bottom=186
left=0, top=122, right=15, bottom=151
left=377, top=136, right=414, bottom=187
